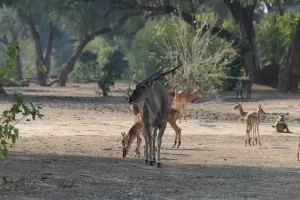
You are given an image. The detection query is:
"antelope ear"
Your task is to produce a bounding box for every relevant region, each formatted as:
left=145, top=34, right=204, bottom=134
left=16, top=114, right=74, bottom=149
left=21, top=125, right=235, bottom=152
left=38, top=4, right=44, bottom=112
left=121, top=132, right=125, bottom=137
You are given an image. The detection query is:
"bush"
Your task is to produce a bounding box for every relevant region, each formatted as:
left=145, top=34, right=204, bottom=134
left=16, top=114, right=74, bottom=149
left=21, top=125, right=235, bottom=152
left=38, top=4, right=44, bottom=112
left=69, top=51, right=101, bottom=83
left=97, top=50, right=129, bottom=96
left=156, top=12, right=236, bottom=92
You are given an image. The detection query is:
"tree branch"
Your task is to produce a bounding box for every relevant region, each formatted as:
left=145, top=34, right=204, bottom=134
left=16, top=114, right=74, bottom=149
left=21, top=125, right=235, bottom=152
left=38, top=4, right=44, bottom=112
left=137, top=4, right=241, bottom=47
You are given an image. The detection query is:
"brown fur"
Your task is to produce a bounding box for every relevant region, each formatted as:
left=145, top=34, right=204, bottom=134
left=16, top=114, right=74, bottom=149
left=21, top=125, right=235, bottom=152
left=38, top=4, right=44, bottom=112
left=244, top=105, right=266, bottom=147
left=173, top=86, right=203, bottom=122
left=234, top=102, right=257, bottom=145
left=121, top=121, right=143, bottom=158
left=272, top=115, right=291, bottom=133
left=132, top=103, right=182, bottom=148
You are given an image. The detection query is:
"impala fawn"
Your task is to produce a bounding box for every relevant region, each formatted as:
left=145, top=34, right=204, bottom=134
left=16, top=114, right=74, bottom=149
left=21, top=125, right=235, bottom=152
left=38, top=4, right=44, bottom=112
left=121, top=121, right=143, bottom=158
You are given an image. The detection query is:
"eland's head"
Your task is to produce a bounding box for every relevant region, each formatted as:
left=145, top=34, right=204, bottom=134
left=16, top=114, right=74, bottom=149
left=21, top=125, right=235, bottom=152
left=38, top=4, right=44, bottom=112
left=126, top=63, right=183, bottom=105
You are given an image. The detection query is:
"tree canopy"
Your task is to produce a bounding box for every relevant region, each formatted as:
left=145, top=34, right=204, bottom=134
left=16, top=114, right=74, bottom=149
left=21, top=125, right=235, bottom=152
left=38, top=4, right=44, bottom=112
left=0, top=0, right=300, bottom=92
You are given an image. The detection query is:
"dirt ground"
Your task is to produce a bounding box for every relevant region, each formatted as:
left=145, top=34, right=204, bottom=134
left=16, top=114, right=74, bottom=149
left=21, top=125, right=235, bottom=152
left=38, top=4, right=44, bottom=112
left=1, top=82, right=300, bottom=200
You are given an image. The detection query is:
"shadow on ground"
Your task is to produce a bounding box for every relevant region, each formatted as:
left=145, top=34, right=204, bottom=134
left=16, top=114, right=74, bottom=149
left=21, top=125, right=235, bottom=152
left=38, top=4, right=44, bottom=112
left=0, top=93, right=128, bottom=105
left=1, top=152, right=300, bottom=200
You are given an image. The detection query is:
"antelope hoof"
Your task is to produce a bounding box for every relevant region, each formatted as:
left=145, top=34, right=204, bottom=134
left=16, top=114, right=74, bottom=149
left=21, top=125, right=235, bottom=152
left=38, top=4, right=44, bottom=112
left=149, top=161, right=154, bottom=166
left=144, top=160, right=148, bottom=164
left=157, top=163, right=162, bottom=168
left=153, top=158, right=156, bottom=163
left=255, top=138, right=258, bottom=144
left=177, top=142, right=181, bottom=148
left=259, top=141, right=261, bottom=146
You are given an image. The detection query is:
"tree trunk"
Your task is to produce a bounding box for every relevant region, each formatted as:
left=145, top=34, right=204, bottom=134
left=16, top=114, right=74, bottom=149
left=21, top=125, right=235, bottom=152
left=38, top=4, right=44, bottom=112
left=57, top=39, right=89, bottom=86
left=10, top=32, right=23, bottom=81
left=16, top=54, right=23, bottom=81
left=224, top=0, right=261, bottom=83
left=57, top=28, right=111, bottom=86
left=278, top=22, right=300, bottom=93
left=27, top=14, right=55, bottom=86
left=44, top=22, right=54, bottom=75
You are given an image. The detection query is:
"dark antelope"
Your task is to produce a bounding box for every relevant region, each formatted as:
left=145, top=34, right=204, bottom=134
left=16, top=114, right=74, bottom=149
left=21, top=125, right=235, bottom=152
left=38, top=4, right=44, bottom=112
left=126, top=63, right=183, bottom=167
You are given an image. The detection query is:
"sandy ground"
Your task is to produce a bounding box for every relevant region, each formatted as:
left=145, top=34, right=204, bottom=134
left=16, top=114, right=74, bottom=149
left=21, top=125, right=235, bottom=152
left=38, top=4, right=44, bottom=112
left=1, top=82, right=300, bottom=200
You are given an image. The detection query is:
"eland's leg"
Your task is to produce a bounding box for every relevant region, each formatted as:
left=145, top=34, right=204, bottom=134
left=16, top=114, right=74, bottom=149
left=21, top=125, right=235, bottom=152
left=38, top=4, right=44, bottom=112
left=156, top=123, right=167, bottom=167
left=152, top=127, right=158, bottom=164
left=143, top=124, right=151, bottom=164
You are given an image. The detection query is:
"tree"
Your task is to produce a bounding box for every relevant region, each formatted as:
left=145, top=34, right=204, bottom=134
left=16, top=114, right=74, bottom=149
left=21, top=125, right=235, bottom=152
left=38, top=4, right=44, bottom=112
left=8, top=0, right=58, bottom=86
left=278, top=21, right=300, bottom=92
left=97, top=49, right=129, bottom=96
left=122, top=0, right=262, bottom=82
left=20, top=6, right=55, bottom=85
left=223, top=0, right=261, bottom=82
left=0, top=7, right=24, bottom=80
left=156, top=13, right=236, bottom=92
left=69, top=50, right=100, bottom=82
left=56, top=0, right=140, bottom=86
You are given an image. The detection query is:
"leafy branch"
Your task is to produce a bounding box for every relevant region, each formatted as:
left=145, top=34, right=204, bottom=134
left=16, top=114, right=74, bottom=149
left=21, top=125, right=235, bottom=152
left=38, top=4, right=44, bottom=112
left=0, top=92, right=44, bottom=162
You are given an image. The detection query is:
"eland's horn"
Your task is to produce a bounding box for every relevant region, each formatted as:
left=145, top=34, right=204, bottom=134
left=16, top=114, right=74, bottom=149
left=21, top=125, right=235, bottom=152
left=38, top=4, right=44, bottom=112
left=147, top=67, right=165, bottom=80
left=152, top=62, right=183, bottom=81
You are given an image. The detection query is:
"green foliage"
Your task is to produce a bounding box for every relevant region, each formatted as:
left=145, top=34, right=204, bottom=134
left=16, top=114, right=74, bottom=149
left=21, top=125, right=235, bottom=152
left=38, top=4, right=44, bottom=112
left=0, top=92, right=43, bottom=162
left=151, top=13, right=236, bottom=92
left=128, top=20, right=169, bottom=80
left=69, top=51, right=101, bottom=82
left=97, top=50, right=129, bottom=96
left=52, top=0, right=113, bottom=39
left=255, top=12, right=300, bottom=66
left=277, top=12, right=300, bottom=46
left=0, top=41, right=20, bottom=83
left=0, top=41, right=43, bottom=163
left=123, top=16, right=145, bottom=34
left=97, top=75, right=114, bottom=96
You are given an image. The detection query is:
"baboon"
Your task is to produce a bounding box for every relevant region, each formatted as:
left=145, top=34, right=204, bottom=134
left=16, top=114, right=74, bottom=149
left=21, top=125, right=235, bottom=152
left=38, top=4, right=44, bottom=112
left=272, top=115, right=291, bottom=133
